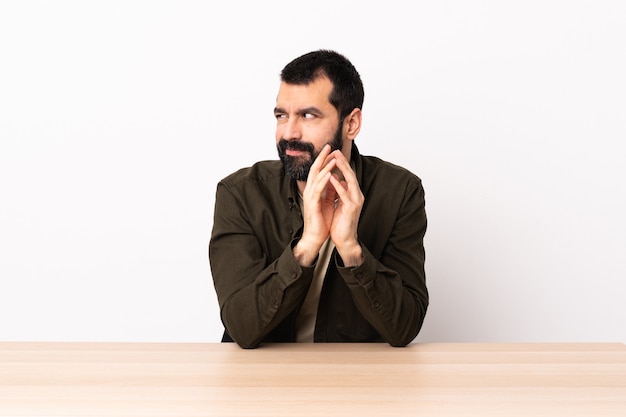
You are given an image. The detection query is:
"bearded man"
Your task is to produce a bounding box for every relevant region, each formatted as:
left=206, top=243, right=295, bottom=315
left=209, top=50, right=428, bottom=348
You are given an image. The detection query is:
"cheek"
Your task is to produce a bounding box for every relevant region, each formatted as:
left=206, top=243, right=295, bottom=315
left=275, top=125, right=284, bottom=142
left=309, top=126, right=335, bottom=145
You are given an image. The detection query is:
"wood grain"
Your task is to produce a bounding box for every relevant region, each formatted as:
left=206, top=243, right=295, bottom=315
left=1, top=342, right=625, bottom=416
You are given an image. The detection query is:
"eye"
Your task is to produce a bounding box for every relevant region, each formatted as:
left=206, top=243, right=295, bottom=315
left=303, top=112, right=316, bottom=119
left=274, top=112, right=287, bottom=120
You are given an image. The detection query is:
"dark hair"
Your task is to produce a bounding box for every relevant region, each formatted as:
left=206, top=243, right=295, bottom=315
left=280, top=50, right=364, bottom=120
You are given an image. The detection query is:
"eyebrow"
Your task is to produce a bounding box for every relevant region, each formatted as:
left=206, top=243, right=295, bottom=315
left=273, top=106, right=323, bottom=116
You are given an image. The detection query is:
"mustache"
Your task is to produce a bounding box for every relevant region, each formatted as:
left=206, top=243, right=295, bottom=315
left=278, top=139, right=315, bottom=154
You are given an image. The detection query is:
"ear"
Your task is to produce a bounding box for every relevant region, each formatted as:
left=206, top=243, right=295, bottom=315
left=343, top=108, right=362, bottom=140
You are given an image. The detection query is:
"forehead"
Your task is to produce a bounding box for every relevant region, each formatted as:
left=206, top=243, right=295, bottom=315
left=275, top=76, right=334, bottom=110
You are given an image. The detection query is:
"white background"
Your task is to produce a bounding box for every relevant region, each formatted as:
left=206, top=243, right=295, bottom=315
left=1, top=1, right=624, bottom=343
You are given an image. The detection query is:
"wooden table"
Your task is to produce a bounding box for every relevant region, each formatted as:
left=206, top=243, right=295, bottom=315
left=1, top=342, right=625, bottom=416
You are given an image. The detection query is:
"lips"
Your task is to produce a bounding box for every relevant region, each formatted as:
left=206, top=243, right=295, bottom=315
left=278, top=139, right=314, bottom=157
left=286, top=149, right=307, bottom=157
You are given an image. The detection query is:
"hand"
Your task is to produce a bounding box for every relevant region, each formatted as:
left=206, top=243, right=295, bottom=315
left=293, top=144, right=337, bottom=266
left=327, top=150, right=364, bottom=267
left=293, top=145, right=364, bottom=267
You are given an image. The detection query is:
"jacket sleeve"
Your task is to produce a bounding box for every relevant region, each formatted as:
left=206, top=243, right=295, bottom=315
left=336, top=176, right=428, bottom=347
left=209, top=181, right=314, bottom=348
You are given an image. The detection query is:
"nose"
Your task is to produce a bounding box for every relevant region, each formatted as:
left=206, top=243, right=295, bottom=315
left=280, top=117, right=302, bottom=141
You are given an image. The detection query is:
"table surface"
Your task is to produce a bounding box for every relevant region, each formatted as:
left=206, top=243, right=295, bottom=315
left=1, top=342, right=625, bottom=417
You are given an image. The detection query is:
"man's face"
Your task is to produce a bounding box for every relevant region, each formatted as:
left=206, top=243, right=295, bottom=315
left=274, top=77, right=345, bottom=181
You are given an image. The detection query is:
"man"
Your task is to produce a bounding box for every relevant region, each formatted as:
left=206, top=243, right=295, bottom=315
left=209, top=50, right=428, bottom=348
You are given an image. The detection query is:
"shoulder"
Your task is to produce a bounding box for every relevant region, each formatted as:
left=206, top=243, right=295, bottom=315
left=359, top=153, right=423, bottom=190
left=213, top=160, right=293, bottom=221
left=219, top=160, right=285, bottom=189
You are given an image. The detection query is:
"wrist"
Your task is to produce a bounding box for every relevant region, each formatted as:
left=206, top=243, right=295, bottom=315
left=336, top=241, right=363, bottom=268
left=293, top=238, right=322, bottom=267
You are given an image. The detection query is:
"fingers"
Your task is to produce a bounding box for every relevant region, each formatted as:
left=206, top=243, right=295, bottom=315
left=329, top=174, right=352, bottom=205
left=329, top=153, right=358, bottom=195
left=305, top=147, right=360, bottom=204
left=305, top=145, right=336, bottom=199
left=308, top=144, right=332, bottom=177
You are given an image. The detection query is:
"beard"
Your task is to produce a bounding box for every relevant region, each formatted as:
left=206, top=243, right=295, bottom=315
left=277, top=126, right=344, bottom=181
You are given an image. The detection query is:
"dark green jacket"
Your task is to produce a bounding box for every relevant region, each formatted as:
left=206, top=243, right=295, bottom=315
left=209, top=144, right=428, bottom=348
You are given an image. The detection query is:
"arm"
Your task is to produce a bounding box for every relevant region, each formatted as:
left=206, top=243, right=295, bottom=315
left=337, top=178, right=428, bottom=347
left=309, top=148, right=428, bottom=346
left=209, top=182, right=314, bottom=349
